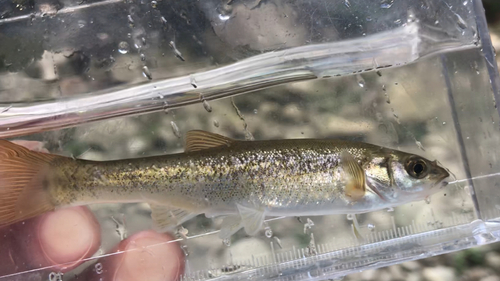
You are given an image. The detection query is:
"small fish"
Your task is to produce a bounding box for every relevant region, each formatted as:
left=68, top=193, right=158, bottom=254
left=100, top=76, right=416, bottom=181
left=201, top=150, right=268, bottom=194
left=0, top=130, right=449, bottom=238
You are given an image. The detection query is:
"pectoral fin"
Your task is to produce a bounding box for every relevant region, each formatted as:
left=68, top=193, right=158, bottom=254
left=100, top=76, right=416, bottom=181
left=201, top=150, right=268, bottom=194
left=149, top=204, right=199, bottom=232
left=237, top=204, right=266, bottom=236
left=341, top=151, right=366, bottom=201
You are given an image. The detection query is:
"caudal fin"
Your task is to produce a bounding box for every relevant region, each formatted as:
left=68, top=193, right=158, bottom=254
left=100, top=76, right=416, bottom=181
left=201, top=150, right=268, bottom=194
left=0, top=140, right=61, bottom=227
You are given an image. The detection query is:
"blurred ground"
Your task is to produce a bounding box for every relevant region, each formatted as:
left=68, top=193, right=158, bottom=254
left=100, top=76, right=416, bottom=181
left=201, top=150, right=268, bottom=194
left=344, top=3, right=500, bottom=281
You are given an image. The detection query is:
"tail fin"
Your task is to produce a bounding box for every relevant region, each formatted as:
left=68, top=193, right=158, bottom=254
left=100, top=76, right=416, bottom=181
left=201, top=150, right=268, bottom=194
left=0, top=140, right=61, bottom=227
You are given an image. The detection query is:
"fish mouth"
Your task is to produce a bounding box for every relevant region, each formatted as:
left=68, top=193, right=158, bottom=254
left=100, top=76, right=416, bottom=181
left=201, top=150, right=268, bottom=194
left=435, top=171, right=450, bottom=188
left=436, top=176, right=449, bottom=188
left=431, top=163, right=450, bottom=188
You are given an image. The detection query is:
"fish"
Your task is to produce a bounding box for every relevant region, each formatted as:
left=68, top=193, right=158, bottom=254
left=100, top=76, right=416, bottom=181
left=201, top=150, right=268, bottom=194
left=0, top=130, right=449, bottom=238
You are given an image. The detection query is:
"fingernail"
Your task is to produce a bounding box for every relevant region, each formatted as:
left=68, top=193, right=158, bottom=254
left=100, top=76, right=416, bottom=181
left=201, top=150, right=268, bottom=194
left=37, top=207, right=101, bottom=271
left=90, top=231, right=184, bottom=281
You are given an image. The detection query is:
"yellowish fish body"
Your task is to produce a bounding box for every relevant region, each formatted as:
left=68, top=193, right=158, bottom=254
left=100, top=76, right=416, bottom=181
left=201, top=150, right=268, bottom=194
left=0, top=131, right=449, bottom=238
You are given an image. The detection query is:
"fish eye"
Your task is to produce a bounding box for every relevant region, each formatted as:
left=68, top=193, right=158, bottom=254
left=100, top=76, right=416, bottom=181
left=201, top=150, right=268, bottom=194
left=406, top=158, right=428, bottom=179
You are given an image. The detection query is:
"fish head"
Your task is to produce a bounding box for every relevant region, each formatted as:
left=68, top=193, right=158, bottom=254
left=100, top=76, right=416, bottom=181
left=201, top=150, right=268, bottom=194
left=389, top=151, right=449, bottom=199
left=364, top=150, right=449, bottom=202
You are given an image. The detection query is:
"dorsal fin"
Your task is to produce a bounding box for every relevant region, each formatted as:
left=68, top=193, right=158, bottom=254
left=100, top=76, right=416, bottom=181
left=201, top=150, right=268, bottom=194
left=184, top=130, right=235, bottom=152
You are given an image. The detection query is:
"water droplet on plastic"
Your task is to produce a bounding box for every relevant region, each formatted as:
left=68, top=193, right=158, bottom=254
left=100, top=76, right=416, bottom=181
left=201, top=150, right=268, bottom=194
left=111, top=215, right=128, bottom=240
left=380, top=0, right=394, bottom=9
left=356, top=75, right=366, bottom=88
left=385, top=93, right=390, bottom=104
left=190, top=75, right=198, bottom=88
left=473, top=62, right=481, bottom=75
left=176, top=226, right=189, bottom=239
left=442, top=121, right=447, bottom=125
left=425, top=196, right=431, bottom=204
left=151, top=0, right=157, bottom=8
left=344, top=0, right=351, bottom=8
left=202, top=100, right=212, bottom=113
left=222, top=238, right=231, bottom=246
left=366, top=16, right=372, bottom=22
left=272, top=236, right=283, bottom=248
left=306, top=233, right=317, bottom=256
left=1, top=105, right=12, bottom=113
left=118, top=41, right=130, bottom=54
left=346, top=214, right=354, bottom=220
left=415, top=140, right=425, bottom=151
left=376, top=70, right=382, bottom=77
left=245, top=131, right=254, bottom=141
left=367, top=224, right=375, bottom=231
left=169, top=41, right=186, bottom=61
left=464, top=185, right=470, bottom=194
left=170, top=121, right=181, bottom=138
left=95, top=263, right=103, bottom=274
left=78, top=20, right=86, bottom=28
left=140, top=53, right=146, bottom=61
left=264, top=227, right=273, bottom=238
left=303, top=218, right=314, bottom=233
left=219, top=13, right=230, bottom=21
left=382, top=84, right=386, bottom=91
left=253, top=109, right=258, bottom=114
left=161, top=16, right=167, bottom=24
left=213, top=119, right=220, bottom=127
left=181, top=245, right=189, bottom=256
left=127, top=14, right=134, bottom=26
left=463, top=0, right=468, bottom=5
left=387, top=207, right=394, bottom=212
left=142, top=66, right=152, bottom=80
left=163, top=101, right=169, bottom=114
left=456, top=14, right=467, bottom=30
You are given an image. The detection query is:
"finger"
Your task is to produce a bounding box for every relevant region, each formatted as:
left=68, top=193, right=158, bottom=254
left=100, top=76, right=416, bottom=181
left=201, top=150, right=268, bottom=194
left=0, top=207, right=101, bottom=275
left=85, top=230, right=185, bottom=281
left=10, top=140, right=49, bottom=153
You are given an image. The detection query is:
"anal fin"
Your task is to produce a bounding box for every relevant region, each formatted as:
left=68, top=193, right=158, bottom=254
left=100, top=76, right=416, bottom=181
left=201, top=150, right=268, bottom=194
left=149, top=204, right=199, bottom=232
left=237, top=204, right=266, bottom=236
left=218, top=205, right=266, bottom=239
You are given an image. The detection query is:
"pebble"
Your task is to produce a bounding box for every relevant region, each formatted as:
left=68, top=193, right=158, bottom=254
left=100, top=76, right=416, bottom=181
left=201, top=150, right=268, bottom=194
left=388, top=265, right=405, bottom=280
left=481, top=276, right=500, bottom=281
left=377, top=270, right=392, bottom=281
left=402, top=261, right=422, bottom=271
left=463, top=267, right=495, bottom=281
left=407, top=272, right=423, bottom=281
left=485, top=252, right=500, bottom=268
left=360, top=269, right=378, bottom=280
left=422, top=266, right=455, bottom=281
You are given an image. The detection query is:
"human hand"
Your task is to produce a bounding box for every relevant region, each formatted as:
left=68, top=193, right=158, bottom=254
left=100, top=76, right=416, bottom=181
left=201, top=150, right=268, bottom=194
left=0, top=141, right=185, bottom=281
